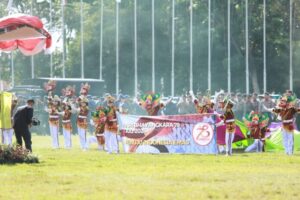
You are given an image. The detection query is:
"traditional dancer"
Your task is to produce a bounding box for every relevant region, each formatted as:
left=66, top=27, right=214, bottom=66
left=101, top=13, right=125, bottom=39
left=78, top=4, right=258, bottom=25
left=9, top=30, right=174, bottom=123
left=60, top=103, right=73, bottom=149
left=44, top=80, right=57, bottom=100
left=104, top=95, right=119, bottom=153
left=2, top=94, right=18, bottom=145
left=76, top=97, right=89, bottom=150
left=61, top=85, right=76, bottom=104
left=243, top=111, right=269, bottom=152
left=46, top=95, right=61, bottom=149
left=138, top=92, right=170, bottom=116
left=91, top=106, right=107, bottom=151
left=272, top=93, right=300, bottom=155
left=219, top=97, right=236, bottom=156
left=44, top=80, right=60, bottom=148
left=78, top=83, right=90, bottom=100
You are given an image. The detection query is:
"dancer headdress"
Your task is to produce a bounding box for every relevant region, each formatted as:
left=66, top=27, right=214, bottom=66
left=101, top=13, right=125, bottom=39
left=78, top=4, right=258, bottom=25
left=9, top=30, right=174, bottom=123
left=62, top=85, right=76, bottom=98
left=140, top=92, right=161, bottom=110
left=80, top=83, right=90, bottom=96
left=243, top=111, right=269, bottom=130
left=43, top=80, right=57, bottom=92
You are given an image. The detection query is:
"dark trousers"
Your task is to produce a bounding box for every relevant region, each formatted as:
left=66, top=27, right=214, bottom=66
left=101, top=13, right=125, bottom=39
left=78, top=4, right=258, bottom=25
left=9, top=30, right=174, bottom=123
left=14, top=128, right=32, bottom=152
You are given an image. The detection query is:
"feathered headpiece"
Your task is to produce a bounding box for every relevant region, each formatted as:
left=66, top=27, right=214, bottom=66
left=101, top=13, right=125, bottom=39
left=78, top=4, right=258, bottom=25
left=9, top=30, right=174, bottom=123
left=53, top=95, right=61, bottom=102
left=105, top=95, right=115, bottom=103
left=80, top=83, right=90, bottom=96
left=243, top=111, right=269, bottom=129
left=91, top=106, right=107, bottom=118
left=61, top=85, right=76, bottom=97
left=286, top=94, right=297, bottom=108
left=80, top=96, right=89, bottom=104
left=220, top=95, right=234, bottom=109
left=43, top=80, right=57, bottom=92
left=201, top=89, right=212, bottom=106
left=277, top=94, right=297, bottom=109
left=140, top=92, right=161, bottom=110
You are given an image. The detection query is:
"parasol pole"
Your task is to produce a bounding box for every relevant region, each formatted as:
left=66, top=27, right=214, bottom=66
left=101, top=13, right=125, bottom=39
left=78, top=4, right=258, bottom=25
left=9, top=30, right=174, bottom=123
left=31, top=0, right=35, bottom=79
left=11, top=52, right=14, bottom=88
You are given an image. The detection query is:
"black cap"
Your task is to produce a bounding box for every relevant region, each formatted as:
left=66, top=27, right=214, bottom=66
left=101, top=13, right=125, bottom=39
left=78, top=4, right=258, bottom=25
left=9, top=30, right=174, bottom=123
left=27, top=98, right=35, bottom=104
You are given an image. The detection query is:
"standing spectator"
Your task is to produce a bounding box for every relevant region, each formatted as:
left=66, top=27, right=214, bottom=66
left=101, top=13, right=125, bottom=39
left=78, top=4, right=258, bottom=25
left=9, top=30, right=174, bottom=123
left=259, top=92, right=276, bottom=121
left=251, top=93, right=260, bottom=112
left=243, top=94, right=253, bottom=116
left=118, top=95, right=129, bottom=114
left=13, top=99, right=35, bottom=152
left=163, top=97, right=178, bottom=115
left=186, top=95, right=196, bottom=114
left=234, top=93, right=243, bottom=120
left=177, top=95, right=189, bottom=114
left=196, top=92, right=203, bottom=104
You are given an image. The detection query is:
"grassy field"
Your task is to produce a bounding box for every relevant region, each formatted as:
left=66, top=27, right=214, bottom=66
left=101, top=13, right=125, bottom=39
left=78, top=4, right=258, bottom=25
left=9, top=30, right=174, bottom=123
left=0, top=135, right=300, bottom=200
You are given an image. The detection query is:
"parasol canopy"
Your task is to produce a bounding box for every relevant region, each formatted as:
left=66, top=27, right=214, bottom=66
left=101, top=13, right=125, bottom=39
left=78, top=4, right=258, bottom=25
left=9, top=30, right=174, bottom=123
left=0, top=14, right=51, bottom=56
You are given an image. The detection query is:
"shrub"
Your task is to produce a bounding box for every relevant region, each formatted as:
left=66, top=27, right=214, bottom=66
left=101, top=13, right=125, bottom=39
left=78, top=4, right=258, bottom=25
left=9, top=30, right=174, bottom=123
left=0, top=145, right=39, bottom=164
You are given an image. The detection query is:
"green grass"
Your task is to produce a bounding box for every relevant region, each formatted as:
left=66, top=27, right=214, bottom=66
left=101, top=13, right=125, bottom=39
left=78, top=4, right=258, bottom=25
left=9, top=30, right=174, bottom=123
left=0, top=135, right=300, bottom=200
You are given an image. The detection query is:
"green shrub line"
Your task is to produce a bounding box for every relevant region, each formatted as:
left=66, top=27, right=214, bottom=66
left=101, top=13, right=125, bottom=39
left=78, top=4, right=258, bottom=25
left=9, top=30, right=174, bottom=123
left=0, top=145, right=39, bottom=164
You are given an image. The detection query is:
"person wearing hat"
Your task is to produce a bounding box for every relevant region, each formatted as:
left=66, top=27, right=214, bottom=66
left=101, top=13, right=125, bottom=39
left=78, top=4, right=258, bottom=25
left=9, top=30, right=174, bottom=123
left=61, top=85, right=76, bottom=103
left=138, top=92, right=168, bottom=116
left=60, top=103, right=73, bottom=149
left=219, top=97, right=236, bottom=156
left=76, top=97, right=89, bottom=150
left=13, top=99, right=35, bottom=152
left=272, top=93, right=300, bottom=155
left=104, top=96, right=119, bottom=153
left=78, top=83, right=90, bottom=101
left=45, top=95, right=61, bottom=149
left=2, top=94, right=18, bottom=146
left=91, top=106, right=107, bottom=151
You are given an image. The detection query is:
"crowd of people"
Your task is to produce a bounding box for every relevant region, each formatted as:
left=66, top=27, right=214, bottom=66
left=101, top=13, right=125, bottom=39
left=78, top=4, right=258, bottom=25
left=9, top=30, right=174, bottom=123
left=2, top=80, right=299, bottom=156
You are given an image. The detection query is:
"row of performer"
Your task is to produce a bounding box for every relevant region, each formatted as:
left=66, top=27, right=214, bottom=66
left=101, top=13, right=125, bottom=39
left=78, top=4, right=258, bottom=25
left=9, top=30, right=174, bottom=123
left=2, top=81, right=299, bottom=155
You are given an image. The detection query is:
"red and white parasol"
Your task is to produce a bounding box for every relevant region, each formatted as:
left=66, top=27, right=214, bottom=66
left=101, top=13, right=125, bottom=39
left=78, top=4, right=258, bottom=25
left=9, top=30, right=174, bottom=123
left=0, top=14, right=51, bottom=56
